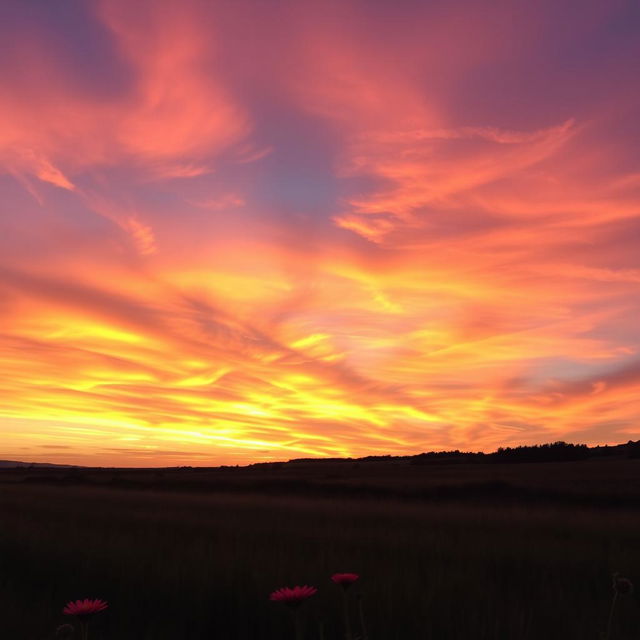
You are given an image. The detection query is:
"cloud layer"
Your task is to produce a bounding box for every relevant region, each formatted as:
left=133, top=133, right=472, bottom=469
left=1, top=0, right=639, bottom=465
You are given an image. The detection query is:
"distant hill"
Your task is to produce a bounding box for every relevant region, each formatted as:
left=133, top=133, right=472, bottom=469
left=284, top=439, right=640, bottom=466
left=1, top=440, right=638, bottom=471
left=0, top=460, right=78, bottom=469
left=2, top=441, right=639, bottom=510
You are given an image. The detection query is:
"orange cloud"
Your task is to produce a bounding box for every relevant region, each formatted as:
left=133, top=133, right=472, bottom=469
left=1, top=0, right=639, bottom=465
left=98, top=0, right=248, bottom=167
left=0, top=0, right=249, bottom=190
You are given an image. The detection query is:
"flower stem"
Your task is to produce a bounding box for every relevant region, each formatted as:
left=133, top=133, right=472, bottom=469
left=293, top=609, right=303, bottom=640
left=357, top=595, right=369, bottom=640
left=605, top=590, right=618, bottom=640
left=342, top=591, right=353, bottom=640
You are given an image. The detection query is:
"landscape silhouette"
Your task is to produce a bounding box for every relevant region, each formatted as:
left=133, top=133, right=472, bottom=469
left=1, top=440, right=639, bottom=639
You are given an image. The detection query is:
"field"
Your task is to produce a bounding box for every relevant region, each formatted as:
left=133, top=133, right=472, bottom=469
left=1, top=457, right=639, bottom=639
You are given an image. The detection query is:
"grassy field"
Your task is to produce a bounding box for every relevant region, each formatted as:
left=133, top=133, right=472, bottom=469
left=1, top=464, right=639, bottom=640
left=4, top=455, right=640, bottom=506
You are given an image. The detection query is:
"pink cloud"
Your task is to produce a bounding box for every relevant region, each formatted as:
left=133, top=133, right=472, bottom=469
left=1, top=0, right=639, bottom=465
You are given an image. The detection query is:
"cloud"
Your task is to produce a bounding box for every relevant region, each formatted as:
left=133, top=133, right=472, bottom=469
left=1, top=0, right=639, bottom=465
left=16, top=150, right=75, bottom=191
left=0, top=0, right=251, bottom=190
left=98, top=0, right=249, bottom=164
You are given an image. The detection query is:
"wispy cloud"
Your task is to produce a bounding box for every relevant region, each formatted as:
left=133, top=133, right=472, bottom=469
left=1, top=0, right=639, bottom=465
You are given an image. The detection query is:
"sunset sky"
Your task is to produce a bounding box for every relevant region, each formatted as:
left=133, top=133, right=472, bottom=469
left=1, top=0, right=639, bottom=466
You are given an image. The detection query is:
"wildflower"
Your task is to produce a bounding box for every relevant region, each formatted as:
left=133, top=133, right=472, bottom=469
left=271, top=585, right=317, bottom=640
left=62, top=599, right=108, bottom=640
left=331, top=573, right=359, bottom=589
left=332, top=574, right=359, bottom=640
left=55, top=624, right=75, bottom=639
left=63, top=599, right=108, bottom=620
left=269, top=585, right=317, bottom=608
left=612, top=574, right=634, bottom=595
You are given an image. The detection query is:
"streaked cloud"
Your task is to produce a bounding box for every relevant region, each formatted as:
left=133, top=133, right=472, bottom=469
left=1, top=0, right=639, bottom=465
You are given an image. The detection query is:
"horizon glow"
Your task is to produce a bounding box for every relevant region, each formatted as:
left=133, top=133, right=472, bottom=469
left=1, top=0, right=640, bottom=467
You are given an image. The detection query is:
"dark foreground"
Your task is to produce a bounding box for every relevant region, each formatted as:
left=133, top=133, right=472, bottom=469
left=1, top=459, right=639, bottom=639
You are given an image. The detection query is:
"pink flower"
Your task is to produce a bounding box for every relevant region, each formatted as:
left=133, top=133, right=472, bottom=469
left=63, top=599, right=108, bottom=619
left=269, top=585, right=318, bottom=607
left=331, top=573, right=359, bottom=589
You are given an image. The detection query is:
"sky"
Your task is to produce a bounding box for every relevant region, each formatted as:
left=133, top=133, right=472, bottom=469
left=1, top=0, right=640, bottom=467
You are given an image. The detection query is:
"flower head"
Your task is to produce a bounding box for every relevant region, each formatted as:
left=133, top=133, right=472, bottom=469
left=612, top=573, right=634, bottom=595
left=331, top=573, right=360, bottom=589
left=269, top=585, right=317, bottom=608
left=63, top=599, right=108, bottom=620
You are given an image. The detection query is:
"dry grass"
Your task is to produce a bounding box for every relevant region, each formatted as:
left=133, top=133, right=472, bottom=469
left=0, top=481, right=639, bottom=639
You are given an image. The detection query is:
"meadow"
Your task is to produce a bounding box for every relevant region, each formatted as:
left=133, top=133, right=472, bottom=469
left=0, top=457, right=639, bottom=639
